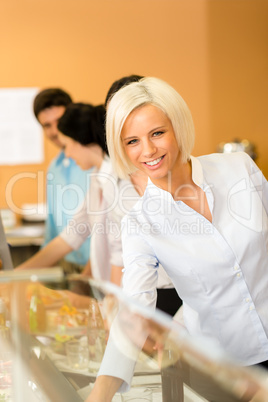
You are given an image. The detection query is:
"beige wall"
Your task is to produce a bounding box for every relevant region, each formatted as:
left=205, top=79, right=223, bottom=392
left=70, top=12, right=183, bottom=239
left=208, top=0, right=268, bottom=177
left=0, top=0, right=267, bottom=211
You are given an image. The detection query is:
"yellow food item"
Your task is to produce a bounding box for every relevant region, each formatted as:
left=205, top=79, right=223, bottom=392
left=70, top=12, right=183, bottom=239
left=54, top=334, right=74, bottom=343
left=27, top=284, right=66, bottom=306
left=59, top=304, right=78, bottom=316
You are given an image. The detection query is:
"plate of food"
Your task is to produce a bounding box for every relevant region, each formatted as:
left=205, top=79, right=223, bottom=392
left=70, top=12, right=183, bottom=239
left=27, top=284, right=89, bottom=337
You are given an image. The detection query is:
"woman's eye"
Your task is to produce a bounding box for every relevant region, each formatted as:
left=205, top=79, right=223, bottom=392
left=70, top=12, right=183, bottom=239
left=153, top=131, right=164, bottom=137
left=127, top=139, right=138, bottom=145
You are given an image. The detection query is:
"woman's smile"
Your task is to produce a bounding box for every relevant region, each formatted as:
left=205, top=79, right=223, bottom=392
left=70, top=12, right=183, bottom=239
left=143, top=155, right=165, bottom=168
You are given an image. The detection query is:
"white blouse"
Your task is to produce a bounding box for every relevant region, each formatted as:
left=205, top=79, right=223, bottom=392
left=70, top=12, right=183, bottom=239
left=98, top=152, right=268, bottom=391
left=121, top=152, right=268, bottom=365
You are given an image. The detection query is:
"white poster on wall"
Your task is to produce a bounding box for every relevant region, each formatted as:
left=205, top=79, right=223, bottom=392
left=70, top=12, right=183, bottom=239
left=0, top=87, right=44, bottom=165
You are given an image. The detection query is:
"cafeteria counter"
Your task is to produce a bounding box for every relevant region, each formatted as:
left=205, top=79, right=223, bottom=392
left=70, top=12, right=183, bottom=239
left=0, top=270, right=267, bottom=402
left=5, top=223, right=44, bottom=266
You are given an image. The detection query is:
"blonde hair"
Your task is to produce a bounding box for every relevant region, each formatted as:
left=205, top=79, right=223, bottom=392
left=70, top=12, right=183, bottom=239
left=106, top=77, right=195, bottom=179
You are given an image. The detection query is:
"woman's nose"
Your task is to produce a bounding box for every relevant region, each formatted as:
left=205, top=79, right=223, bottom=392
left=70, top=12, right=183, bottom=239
left=142, top=140, right=156, bottom=158
left=48, top=122, right=60, bottom=138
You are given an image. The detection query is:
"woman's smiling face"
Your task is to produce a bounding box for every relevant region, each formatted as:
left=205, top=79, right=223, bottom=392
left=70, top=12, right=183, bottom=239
left=121, top=104, right=182, bottom=185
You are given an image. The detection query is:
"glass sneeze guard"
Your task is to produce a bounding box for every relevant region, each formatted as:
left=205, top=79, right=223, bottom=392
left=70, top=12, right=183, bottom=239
left=1, top=271, right=268, bottom=402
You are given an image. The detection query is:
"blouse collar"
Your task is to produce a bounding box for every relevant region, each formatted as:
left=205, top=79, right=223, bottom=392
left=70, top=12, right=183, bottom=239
left=145, top=155, right=205, bottom=201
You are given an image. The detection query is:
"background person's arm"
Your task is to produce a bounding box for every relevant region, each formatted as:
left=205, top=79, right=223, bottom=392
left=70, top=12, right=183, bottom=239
left=15, top=236, right=72, bottom=270
left=110, top=265, right=123, bottom=286
left=81, top=259, right=92, bottom=277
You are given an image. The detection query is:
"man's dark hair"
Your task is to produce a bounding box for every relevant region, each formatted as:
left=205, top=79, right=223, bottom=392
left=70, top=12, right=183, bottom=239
left=105, top=75, right=143, bottom=107
left=33, top=88, right=72, bottom=119
left=58, top=103, right=108, bottom=155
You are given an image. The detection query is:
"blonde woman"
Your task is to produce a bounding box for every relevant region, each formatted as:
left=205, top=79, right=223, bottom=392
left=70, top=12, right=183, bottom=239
left=87, top=77, right=268, bottom=402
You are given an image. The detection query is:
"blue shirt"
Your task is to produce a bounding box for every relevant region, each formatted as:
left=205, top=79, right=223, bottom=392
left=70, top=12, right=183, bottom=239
left=44, top=151, right=92, bottom=265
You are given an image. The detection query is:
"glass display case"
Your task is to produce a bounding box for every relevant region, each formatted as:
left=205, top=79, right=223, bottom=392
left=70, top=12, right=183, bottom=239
left=0, top=270, right=267, bottom=402
left=0, top=268, right=84, bottom=401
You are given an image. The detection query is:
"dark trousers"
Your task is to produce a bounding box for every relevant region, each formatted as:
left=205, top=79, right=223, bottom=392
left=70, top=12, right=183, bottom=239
left=156, top=288, right=182, bottom=317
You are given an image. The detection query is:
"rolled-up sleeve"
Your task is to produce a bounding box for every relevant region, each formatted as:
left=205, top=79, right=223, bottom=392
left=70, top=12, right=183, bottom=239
left=60, top=189, right=92, bottom=250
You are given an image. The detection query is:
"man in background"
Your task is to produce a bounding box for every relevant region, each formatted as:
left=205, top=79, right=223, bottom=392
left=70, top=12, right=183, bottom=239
left=33, top=88, right=91, bottom=273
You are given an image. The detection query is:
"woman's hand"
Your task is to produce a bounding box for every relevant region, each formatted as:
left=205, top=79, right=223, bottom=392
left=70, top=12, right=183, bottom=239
left=85, top=376, right=123, bottom=402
